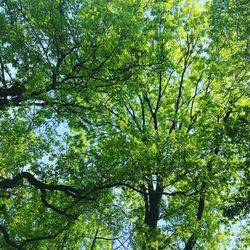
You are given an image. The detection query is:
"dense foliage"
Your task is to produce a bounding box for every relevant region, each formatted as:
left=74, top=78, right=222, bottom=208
left=0, top=0, right=249, bottom=249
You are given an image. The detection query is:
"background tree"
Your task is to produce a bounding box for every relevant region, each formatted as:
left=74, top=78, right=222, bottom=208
left=0, top=0, right=249, bottom=249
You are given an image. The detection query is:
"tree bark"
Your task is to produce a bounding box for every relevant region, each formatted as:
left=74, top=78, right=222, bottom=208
left=144, top=191, right=162, bottom=228
left=143, top=181, right=164, bottom=249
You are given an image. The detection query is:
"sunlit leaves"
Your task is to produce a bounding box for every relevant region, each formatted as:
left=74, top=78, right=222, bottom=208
left=0, top=0, right=249, bottom=249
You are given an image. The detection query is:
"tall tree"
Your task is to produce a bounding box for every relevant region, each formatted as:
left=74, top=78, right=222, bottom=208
left=0, top=0, right=249, bottom=249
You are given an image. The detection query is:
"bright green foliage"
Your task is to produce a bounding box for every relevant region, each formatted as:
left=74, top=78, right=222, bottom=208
left=0, top=0, right=249, bottom=249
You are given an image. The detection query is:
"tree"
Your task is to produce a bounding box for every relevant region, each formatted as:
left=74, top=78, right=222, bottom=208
left=0, top=0, right=249, bottom=249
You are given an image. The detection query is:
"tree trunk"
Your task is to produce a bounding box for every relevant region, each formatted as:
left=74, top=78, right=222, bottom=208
left=143, top=181, right=164, bottom=249
left=144, top=191, right=162, bottom=228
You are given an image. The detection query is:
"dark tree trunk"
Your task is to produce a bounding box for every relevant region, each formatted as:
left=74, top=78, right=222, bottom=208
left=144, top=191, right=162, bottom=228
left=143, top=181, right=164, bottom=249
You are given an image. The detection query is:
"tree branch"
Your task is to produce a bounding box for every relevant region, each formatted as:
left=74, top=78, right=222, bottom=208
left=0, top=172, right=94, bottom=200
left=0, top=225, right=24, bottom=250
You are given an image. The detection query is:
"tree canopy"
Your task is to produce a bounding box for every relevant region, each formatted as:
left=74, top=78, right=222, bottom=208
left=0, top=0, right=249, bottom=249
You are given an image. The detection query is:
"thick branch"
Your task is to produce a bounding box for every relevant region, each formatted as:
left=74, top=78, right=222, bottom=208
left=40, top=190, right=77, bottom=219
left=0, top=172, right=94, bottom=200
left=184, top=182, right=206, bottom=250
left=0, top=225, right=24, bottom=250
